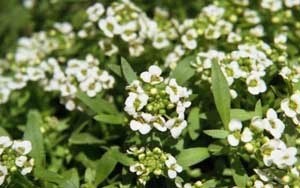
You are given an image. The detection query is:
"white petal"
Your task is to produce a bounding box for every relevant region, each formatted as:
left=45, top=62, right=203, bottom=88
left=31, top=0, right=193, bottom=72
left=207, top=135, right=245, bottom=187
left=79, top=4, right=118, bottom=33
left=149, top=65, right=162, bottom=75
left=241, top=128, right=253, bottom=142
left=227, top=134, right=239, bottom=146
left=168, top=169, right=177, bottom=179
left=139, top=123, right=152, bottom=134
left=228, top=119, right=242, bottom=131
left=130, top=120, right=140, bottom=131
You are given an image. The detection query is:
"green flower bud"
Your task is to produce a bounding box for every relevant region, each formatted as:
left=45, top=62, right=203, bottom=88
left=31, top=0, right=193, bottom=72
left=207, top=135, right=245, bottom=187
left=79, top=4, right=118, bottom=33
left=150, top=88, right=158, bottom=95
left=138, top=154, right=146, bottom=160
left=244, top=143, right=254, bottom=153
left=282, top=175, right=291, bottom=183
left=153, top=168, right=162, bottom=176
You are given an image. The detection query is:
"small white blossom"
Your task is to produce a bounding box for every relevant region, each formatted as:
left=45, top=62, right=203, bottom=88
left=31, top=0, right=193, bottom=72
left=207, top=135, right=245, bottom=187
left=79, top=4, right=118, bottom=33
left=87, top=3, right=105, bottom=22
left=246, top=73, right=267, bottom=95
left=165, top=154, right=182, bottom=179
left=0, top=165, right=7, bottom=186
left=140, top=65, right=163, bottom=84
left=12, top=140, right=32, bottom=155
left=263, top=108, right=285, bottom=138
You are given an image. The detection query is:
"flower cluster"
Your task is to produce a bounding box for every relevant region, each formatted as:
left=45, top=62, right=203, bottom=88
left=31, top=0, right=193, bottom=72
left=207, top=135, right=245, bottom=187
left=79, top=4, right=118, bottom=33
left=84, top=1, right=179, bottom=57
left=0, top=136, right=34, bottom=185
left=124, top=65, right=191, bottom=138
left=40, top=55, right=114, bottom=110
left=226, top=107, right=299, bottom=186
left=128, top=146, right=182, bottom=185
left=192, top=43, right=273, bottom=97
left=0, top=23, right=114, bottom=110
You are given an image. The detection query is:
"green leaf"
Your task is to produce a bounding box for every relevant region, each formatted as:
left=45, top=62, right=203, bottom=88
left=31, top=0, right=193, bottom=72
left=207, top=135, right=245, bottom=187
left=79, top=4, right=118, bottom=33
left=94, top=113, right=125, bottom=125
left=61, top=169, right=80, bottom=188
left=230, top=109, right=256, bottom=121
left=208, top=143, right=225, bottom=155
left=0, top=127, right=9, bottom=136
left=211, top=60, right=231, bottom=129
left=36, top=170, right=64, bottom=185
left=170, top=55, right=195, bottom=85
left=23, top=111, right=45, bottom=176
left=203, top=129, right=229, bottom=139
left=121, top=57, right=137, bottom=84
left=188, top=107, right=201, bottom=140
left=176, top=147, right=210, bottom=168
left=107, top=63, right=122, bottom=77
left=230, top=156, right=248, bottom=188
left=254, top=100, right=263, bottom=117
left=110, top=147, right=135, bottom=166
left=69, top=133, right=105, bottom=145
left=8, top=172, right=35, bottom=188
left=95, top=150, right=118, bottom=185
left=76, top=92, right=118, bottom=115
left=201, top=179, right=218, bottom=188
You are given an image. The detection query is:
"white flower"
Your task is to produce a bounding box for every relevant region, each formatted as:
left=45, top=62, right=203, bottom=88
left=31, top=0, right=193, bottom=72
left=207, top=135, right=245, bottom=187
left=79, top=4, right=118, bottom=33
left=152, top=32, right=170, bottom=49
left=21, top=158, right=34, bottom=175
left=15, top=156, right=27, bottom=167
left=254, top=169, right=270, bottom=182
left=165, top=154, right=182, bottom=179
left=285, top=0, right=300, bottom=7
left=246, top=73, right=267, bottom=95
left=60, top=82, right=77, bottom=97
left=281, top=92, right=300, bottom=118
left=140, top=65, right=163, bottom=84
left=121, top=21, right=138, bottom=42
left=153, top=116, right=167, bottom=132
left=12, top=140, right=32, bottom=155
left=227, top=119, right=242, bottom=146
left=129, top=120, right=152, bottom=135
left=53, top=22, right=73, bottom=34
left=227, top=32, right=242, bottom=43
left=166, top=119, right=187, bottom=138
left=98, top=16, right=122, bottom=38
left=87, top=3, right=105, bottom=22
left=124, top=92, right=149, bottom=116
left=129, top=39, right=145, bottom=57
left=0, top=165, right=7, bottom=185
left=181, top=29, right=198, bottom=50
left=263, top=108, right=285, bottom=138
left=250, top=117, right=265, bottom=131
left=166, top=79, right=191, bottom=103
left=98, top=39, right=119, bottom=56
left=261, top=139, right=286, bottom=166
left=244, top=9, right=260, bottom=24
left=271, top=147, right=297, bottom=169
left=0, top=88, right=11, bottom=104
left=129, top=163, right=145, bottom=176
left=241, top=127, right=253, bottom=143
left=65, top=99, right=76, bottom=111
left=0, top=136, right=12, bottom=154
left=202, top=5, right=224, bottom=21
left=250, top=25, right=265, bottom=37
left=229, top=119, right=243, bottom=131
left=80, top=77, right=102, bottom=97
left=261, top=0, right=282, bottom=11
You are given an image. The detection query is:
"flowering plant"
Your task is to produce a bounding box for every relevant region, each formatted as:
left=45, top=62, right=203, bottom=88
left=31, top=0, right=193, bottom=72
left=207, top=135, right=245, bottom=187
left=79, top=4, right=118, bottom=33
left=0, top=0, right=300, bottom=187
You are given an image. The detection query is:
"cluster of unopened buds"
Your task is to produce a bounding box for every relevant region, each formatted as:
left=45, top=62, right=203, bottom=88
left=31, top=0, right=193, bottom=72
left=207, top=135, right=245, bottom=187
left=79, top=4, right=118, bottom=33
left=128, top=146, right=182, bottom=185
left=124, top=65, right=192, bottom=138
left=0, top=136, right=34, bottom=185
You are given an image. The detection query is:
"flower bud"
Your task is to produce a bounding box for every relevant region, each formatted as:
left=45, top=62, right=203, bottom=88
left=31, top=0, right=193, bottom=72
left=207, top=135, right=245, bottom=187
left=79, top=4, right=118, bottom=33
left=282, top=175, right=291, bottom=183
left=244, top=143, right=254, bottom=153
